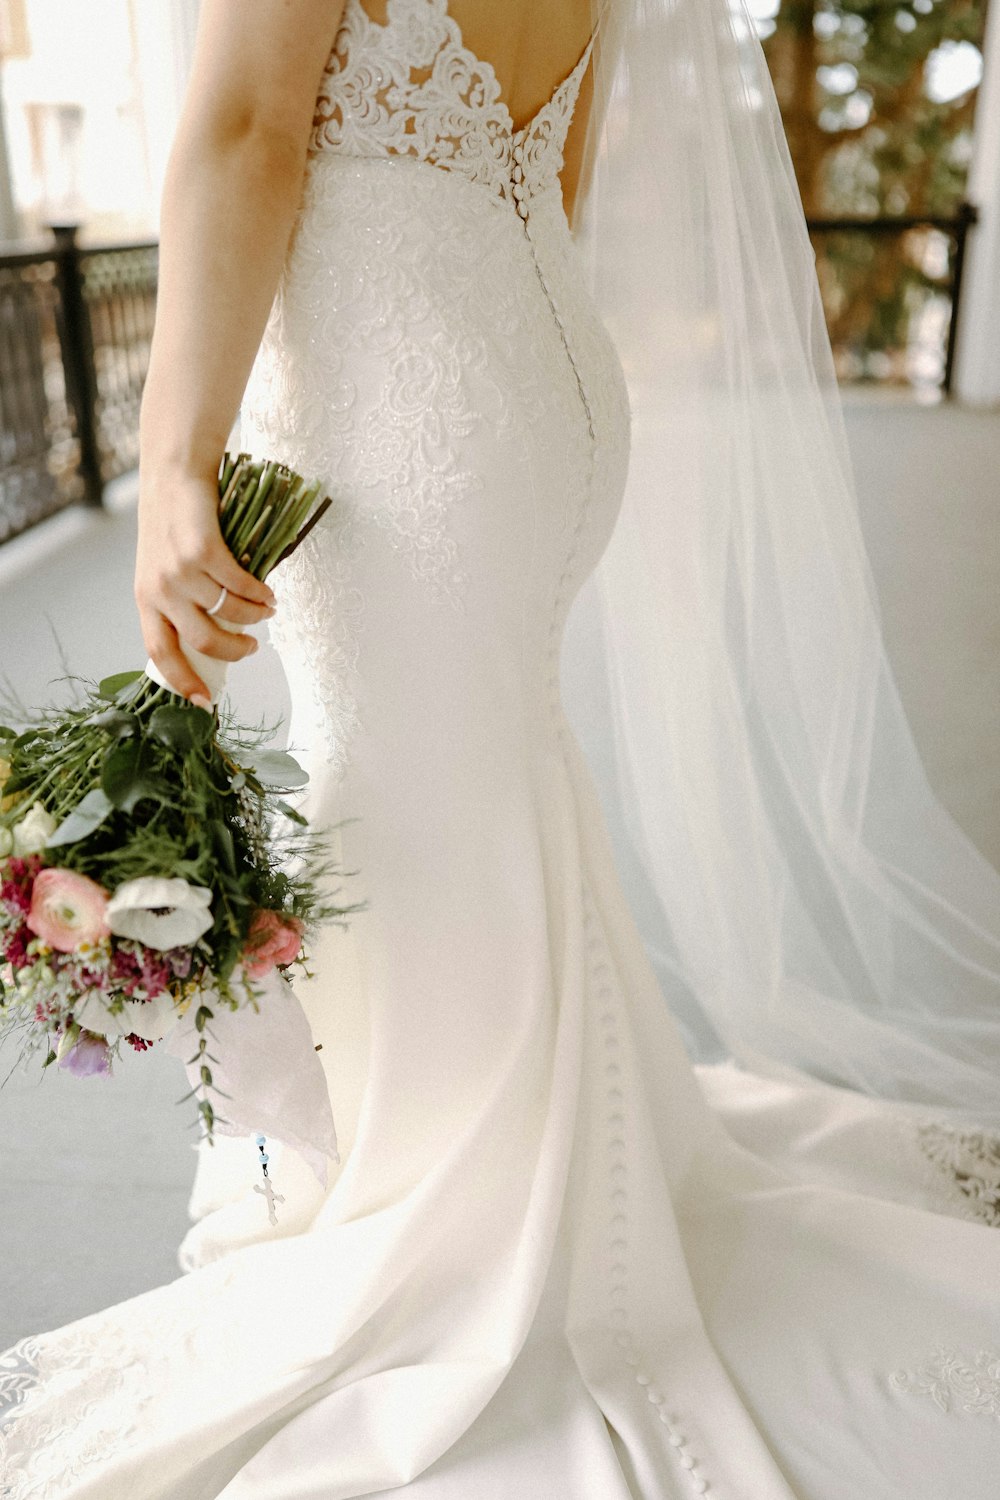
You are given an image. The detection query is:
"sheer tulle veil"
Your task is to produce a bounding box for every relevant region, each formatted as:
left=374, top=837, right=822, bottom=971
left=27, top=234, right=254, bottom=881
left=578, top=0, right=1000, bottom=1124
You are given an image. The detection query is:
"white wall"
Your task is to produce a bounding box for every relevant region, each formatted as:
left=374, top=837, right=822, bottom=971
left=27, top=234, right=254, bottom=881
left=129, top=0, right=200, bottom=227
left=0, top=0, right=199, bottom=237
left=954, top=0, right=1000, bottom=407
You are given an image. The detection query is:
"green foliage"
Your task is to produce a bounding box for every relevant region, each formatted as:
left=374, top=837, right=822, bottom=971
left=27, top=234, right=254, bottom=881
left=765, top=0, right=983, bottom=214
left=0, top=669, right=363, bottom=980
left=761, top=0, right=987, bottom=385
left=47, top=788, right=114, bottom=848
left=97, top=670, right=144, bottom=701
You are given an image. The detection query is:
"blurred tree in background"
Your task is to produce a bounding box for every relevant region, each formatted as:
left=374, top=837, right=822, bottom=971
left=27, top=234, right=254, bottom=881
left=754, top=0, right=990, bottom=389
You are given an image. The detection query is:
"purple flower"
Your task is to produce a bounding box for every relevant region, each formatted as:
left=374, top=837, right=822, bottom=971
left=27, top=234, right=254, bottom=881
left=167, top=947, right=193, bottom=979
left=57, top=1029, right=112, bottom=1078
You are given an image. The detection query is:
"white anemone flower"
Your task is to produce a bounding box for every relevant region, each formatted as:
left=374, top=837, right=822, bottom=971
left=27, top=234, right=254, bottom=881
left=106, top=876, right=214, bottom=951
left=73, top=989, right=180, bottom=1042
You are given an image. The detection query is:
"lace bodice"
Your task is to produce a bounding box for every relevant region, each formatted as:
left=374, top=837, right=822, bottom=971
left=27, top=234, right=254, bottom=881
left=242, top=0, right=625, bottom=779
left=311, top=0, right=596, bottom=218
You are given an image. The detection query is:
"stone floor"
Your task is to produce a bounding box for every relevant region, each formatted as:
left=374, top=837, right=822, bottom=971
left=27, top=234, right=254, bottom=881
left=1, top=394, right=998, bottom=1350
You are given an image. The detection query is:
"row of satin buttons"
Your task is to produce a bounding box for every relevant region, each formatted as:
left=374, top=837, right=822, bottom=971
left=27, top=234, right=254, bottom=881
left=511, top=141, right=530, bottom=219
left=583, top=888, right=712, bottom=1496
left=527, top=192, right=714, bottom=1491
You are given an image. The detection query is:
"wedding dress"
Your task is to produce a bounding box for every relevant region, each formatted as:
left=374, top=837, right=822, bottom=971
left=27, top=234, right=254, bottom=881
left=3, top=2, right=1000, bottom=1497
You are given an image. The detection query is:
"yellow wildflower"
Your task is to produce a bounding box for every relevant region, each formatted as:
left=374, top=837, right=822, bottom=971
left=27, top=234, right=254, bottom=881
left=0, top=753, right=22, bottom=814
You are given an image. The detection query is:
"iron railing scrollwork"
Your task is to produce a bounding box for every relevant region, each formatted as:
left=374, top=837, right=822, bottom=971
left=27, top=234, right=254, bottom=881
left=0, top=224, right=157, bottom=546
left=804, top=201, right=979, bottom=396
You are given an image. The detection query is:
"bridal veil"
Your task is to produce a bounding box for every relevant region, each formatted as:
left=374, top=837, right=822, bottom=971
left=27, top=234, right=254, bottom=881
left=578, top=0, right=1000, bottom=1124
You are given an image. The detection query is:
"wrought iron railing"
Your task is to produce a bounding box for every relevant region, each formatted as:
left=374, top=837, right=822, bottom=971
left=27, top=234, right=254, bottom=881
left=804, top=202, right=978, bottom=395
left=0, top=204, right=981, bottom=546
left=0, top=224, right=157, bottom=545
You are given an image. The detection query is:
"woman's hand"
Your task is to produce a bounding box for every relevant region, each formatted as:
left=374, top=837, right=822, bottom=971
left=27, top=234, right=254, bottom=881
left=135, top=466, right=276, bottom=708
left=133, top=0, right=349, bottom=707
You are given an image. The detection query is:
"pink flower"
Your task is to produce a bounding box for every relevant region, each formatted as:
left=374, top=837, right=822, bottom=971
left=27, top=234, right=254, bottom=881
left=26, top=868, right=110, bottom=953
left=57, top=1029, right=111, bottom=1078
left=242, top=909, right=303, bottom=979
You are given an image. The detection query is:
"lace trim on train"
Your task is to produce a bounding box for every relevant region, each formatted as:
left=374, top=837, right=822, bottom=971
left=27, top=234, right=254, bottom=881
left=913, top=1120, right=1000, bottom=1228
left=0, top=1252, right=266, bottom=1498
left=890, top=1347, right=1000, bottom=1421
left=311, top=0, right=594, bottom=212
left=0, top=1331, right=145, bottom=1496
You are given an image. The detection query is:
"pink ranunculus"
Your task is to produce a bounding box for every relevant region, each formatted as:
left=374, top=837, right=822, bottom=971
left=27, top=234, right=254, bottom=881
left=26, top=868, right=111, bottom=953
left=57, top=1028, right=112, bottom=1078
left=242, top=909, right=304, bottom=979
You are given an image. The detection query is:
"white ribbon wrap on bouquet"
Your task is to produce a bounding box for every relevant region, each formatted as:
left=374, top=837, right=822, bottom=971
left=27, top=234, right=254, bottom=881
left=164, top=966, right=339, bottom=1191
left=143, top=617, right=243, bottom=705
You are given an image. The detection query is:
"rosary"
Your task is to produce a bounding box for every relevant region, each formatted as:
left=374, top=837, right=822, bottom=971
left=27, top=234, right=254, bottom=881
left=250, top=1039, right=325, bottom=1225
left=253, top=1132, right=285, bottom=1226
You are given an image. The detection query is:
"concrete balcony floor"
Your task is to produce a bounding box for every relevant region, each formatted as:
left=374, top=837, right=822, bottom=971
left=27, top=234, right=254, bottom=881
left=1, top=394, right=998, bottom=1349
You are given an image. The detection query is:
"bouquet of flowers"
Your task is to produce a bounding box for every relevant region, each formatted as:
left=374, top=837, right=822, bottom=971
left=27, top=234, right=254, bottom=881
left=0, top=454, right=363, bottom=1169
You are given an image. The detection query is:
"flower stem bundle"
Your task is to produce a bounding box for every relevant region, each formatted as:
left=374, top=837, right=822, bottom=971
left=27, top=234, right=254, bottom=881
left=217, top=452, right=331, bottom=575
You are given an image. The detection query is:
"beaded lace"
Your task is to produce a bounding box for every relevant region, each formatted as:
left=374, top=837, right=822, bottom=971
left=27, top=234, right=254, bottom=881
left=240, top=0, right=603, bottom=777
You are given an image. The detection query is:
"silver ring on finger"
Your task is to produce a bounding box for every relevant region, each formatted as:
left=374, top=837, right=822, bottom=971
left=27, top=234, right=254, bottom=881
left=205, top=584, right=228, bottom=618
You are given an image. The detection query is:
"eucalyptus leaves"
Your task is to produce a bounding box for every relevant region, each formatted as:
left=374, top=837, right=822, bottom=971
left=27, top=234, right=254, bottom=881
left=0, top=453, right=362, bottom=1143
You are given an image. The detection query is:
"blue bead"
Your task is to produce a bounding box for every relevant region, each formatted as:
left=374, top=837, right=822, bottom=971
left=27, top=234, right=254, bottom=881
left=255, top=1133, right=266, bottom=1146
left=260, top=1153, right=269, bottom=1164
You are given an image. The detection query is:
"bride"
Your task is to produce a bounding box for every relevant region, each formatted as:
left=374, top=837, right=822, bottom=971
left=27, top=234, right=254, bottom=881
left=3, top=0, right=1000, bottom=1495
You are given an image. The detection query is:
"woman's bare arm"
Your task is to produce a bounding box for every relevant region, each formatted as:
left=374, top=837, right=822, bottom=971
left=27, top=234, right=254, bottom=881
left=136, top=0, right=346, bottom=705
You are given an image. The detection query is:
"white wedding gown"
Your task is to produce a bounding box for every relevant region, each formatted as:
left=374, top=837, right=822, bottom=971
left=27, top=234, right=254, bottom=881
left=3, top=4, right=1000, bottom=1497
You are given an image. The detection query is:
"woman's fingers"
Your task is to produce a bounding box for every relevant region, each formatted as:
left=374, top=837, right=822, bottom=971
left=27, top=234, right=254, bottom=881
left=135, top=468, right=277, bottom=704
left=169, top=597, right=262, bottom=663
left=200, top=577, right=277, bottom=626
left=208, top=545, right=277, bottom=610
left=146, top=482, right=276, bottom=610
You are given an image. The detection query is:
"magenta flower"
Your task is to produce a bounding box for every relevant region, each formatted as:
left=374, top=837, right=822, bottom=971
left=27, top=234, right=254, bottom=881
left=57, top=1029, right=112, bottom=1078
left=2, top=924, right=30, bottom=967
left=125, top=1033, right=156, bottom=1053
left=1, top=855, right=41, bottom=916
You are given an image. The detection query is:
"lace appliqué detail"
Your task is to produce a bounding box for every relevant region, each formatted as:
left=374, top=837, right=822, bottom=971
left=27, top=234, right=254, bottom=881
left=240, top=0, right=608, bottom=776
left=360, top=338, right=480, bottom=600
left=0, top=1331, right=146, bottom=1497
left=914, top=1119, right=1000, bottom=1228
left=312, top=0, right=595, bottom=215
left=264, top=503, right=367, bottom=783
left=890, top=1347, right=1000, bottom=1421
left=0, top=1256, right=291, bottom=1498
